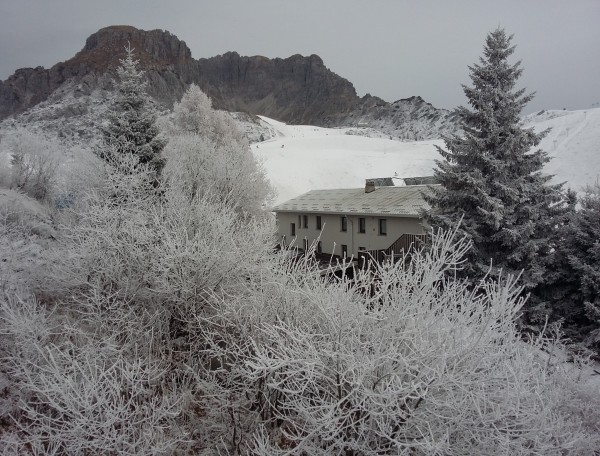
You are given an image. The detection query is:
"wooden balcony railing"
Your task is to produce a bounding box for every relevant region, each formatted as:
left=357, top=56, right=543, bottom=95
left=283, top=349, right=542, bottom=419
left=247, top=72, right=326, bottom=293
left=364, top=233, right=427, bottom=264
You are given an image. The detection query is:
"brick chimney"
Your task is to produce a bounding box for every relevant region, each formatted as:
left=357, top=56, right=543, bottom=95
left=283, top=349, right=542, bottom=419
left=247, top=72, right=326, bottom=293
left=365, top=180, right=376, bottom=193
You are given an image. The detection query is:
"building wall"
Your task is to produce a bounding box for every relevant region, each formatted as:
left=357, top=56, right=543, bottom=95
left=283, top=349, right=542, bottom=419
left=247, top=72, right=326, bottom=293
left=276, top=212, right=426, bottom=258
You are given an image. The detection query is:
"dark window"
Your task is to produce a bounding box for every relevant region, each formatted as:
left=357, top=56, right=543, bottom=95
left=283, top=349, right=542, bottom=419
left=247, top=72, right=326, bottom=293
left=291, top=223, right=296, bottom=236
left=341, top=244, right=348, bottom=259
left=316, top=215, right=322, bottom=230
left=341, top=216, right=347, bottom=232
left=379, top=218, right=387, bottom=235
left=317, top=241, right=322, bottom=254
left=303, top=215, right=308, bottom=228
left=303, top=238, right=309, bottom=252
left=359, top=217, right=366, bottom=233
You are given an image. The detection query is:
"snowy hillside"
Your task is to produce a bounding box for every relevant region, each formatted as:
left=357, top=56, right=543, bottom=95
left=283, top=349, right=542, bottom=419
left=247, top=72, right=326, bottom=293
left=256, top=108, right=600, bottom=205
left=523, top=108, right=600, bottom=191
left=2, top=101, right=597, bottom=207
left=253, top=116, right=444, bottom=205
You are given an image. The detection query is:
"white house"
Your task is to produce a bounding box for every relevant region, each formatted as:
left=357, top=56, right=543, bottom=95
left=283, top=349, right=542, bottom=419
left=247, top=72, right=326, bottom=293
left=273, top=180, right=435, bottom=264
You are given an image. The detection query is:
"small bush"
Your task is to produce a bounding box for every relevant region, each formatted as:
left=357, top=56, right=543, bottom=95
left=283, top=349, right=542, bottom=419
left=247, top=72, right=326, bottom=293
left=3, top=130, right=62, bottom=202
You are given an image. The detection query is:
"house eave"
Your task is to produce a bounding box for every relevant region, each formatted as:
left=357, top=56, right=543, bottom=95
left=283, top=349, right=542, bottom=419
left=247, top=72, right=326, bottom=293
left=272, top=209, right=423, bottom=218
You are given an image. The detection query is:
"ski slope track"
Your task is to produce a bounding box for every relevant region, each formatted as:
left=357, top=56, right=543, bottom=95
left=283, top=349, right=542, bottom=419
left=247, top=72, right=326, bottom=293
left=256, top=109, right=600, bottom=205
left=523, top=108, right=600, bottom=192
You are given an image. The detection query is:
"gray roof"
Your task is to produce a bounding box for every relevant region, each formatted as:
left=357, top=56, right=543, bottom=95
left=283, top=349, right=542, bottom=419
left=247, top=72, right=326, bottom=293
left=273, top=185, right=435, bottom=217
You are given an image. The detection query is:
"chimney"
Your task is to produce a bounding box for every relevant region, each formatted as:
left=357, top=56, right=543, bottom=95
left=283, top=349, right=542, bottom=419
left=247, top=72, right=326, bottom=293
left=365, top=180, right=376, bottom=193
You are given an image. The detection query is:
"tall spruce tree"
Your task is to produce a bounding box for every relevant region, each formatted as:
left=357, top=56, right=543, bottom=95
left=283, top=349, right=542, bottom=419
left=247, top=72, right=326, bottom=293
left=100, top=44, right=165, bottom=175
left=425, top=29, right=569, bottom=302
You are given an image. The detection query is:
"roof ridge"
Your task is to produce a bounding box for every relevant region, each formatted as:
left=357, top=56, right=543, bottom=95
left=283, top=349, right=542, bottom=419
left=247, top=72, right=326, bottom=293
left=272, top=185, right=435, bottom=217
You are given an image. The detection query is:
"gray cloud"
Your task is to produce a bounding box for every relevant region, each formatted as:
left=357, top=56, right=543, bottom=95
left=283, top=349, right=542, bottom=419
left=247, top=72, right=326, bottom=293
left=1, top=0, right=599, bottom=113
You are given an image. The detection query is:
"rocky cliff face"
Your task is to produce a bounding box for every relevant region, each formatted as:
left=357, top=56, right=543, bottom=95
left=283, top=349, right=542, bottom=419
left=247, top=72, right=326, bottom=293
left=192, top=52, right=358, bottom=125
left=0, top=25, right=459, bottom=137
left=0, top=26, right=193, bottom=119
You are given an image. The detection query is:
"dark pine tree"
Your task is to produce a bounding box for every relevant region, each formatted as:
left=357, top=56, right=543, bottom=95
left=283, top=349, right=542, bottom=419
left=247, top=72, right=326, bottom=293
left=100, top=44, right=165, bottom=175
left=550, top=184, right=600, bottom=349
left=425, top=29, right=570, bottom=318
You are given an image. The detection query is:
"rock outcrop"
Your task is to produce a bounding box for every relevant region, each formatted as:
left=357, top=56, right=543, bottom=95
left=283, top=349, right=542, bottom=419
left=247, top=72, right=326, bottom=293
left=0, top=25, right=459, bottom=137
left=0, top=26, right=193, bottom=119
left=344, top=95, right=460, bottom=139
left=193, top=52, right=358, bottom=125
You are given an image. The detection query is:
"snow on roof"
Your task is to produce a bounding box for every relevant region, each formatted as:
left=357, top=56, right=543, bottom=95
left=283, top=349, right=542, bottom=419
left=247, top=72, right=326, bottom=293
left=272, top=185, right=435, bottom=217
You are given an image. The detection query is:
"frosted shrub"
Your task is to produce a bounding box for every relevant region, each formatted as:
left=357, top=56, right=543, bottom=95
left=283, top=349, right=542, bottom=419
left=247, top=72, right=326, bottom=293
left=165, top=84, right=274, bottom=216
left=3, top=129, right=62, bottom=202
left=163, top=133, right=273, bottom=218
left=40, top=146, right=273, bottom=306
left=0, top=291, right=187, bottom=455
left=193, top=229, right=600, bottom=455
left=171, top=84, right=214, bottom=137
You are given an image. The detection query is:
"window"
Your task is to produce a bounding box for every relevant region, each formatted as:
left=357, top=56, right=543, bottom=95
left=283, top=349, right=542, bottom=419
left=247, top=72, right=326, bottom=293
left=341, top=244, right=348, bottom=259
left=341, top=216, right=348, bottom=232
left=303, top=238, right=309, bottom=252
left=291, top=223, right=296, bottom=236
left=303, top=215, right=308, bottom=229
left=359, top=217, right=366, bottom=233
left=317, top=241, right=322, bottom=254
left=379, top=218, right=387, bottom=235
left=316, top=215, right=322, bottom=230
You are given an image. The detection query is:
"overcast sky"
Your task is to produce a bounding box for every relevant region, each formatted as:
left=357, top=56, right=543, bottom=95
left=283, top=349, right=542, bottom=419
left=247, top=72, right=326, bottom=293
left=1, top=0, right=598, bottom=114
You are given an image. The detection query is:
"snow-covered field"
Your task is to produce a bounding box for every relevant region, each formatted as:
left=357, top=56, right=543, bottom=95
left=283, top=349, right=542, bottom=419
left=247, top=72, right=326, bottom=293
left=524, top=108, right=600, bottom=191
left=253, top=116, right=444, bottom=205
left=255, top=108, right=600, bottom=205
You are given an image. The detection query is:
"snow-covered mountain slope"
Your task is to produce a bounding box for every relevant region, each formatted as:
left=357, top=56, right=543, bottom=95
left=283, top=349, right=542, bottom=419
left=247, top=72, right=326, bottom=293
left=2, top=99, right=597, bottom=208
left=523, top=108, right=600, bottom=191
left=255, top=108, right=600, bottom=205
left=0, top=80, right=115, bottom=147
left=253, top=116, right=444, bottom=205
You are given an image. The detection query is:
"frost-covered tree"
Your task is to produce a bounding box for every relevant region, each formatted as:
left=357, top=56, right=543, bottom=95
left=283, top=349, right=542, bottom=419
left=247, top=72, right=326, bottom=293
left=99, top=44, right=165, bottom=175
left=2, top=129, right=62, bottom=202
left=550, top=183, right=600, bottom=349
left=425, top=29, right=569, bottom=298
left=190, top=230, right=600, bottom=455
left=163, top=84, right=273, bottom=215
left=4, top=183, right=600, bottom=453
left=172, top=83, right=214, bottom=136
left=5, top=131, right=273, bottom=454
left=170, top=83, right=247, bottom=147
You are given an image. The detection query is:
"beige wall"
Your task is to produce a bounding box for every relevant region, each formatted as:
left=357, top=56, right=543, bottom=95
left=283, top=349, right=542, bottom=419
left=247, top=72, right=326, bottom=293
left=276, top=212, right=426, bottom=258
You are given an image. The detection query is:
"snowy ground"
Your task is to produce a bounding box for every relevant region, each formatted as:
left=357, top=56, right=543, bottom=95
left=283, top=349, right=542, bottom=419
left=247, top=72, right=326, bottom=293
left=524, top=108, right=600, bottom=192
left=255, top=108, right=600, bottom=205
left=253, top=116, right=444, bottom=205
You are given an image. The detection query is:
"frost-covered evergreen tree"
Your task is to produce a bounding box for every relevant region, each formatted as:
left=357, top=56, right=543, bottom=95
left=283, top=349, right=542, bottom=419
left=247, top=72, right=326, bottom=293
left=100, top=44, right=165, bottom=175
left=426, top=29, right=569, bottom=299
left=550, top=183, right=600, bottom=349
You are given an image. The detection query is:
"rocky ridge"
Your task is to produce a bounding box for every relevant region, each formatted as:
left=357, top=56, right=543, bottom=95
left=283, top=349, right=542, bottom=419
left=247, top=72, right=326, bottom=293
left=0, top=25, right=460, bottom=140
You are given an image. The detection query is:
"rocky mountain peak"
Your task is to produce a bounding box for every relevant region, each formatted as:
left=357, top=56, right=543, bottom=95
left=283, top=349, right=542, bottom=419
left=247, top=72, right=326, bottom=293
left=76, top=25, right=192, bottom=71
left=0, top=25, right=460, bottom=138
